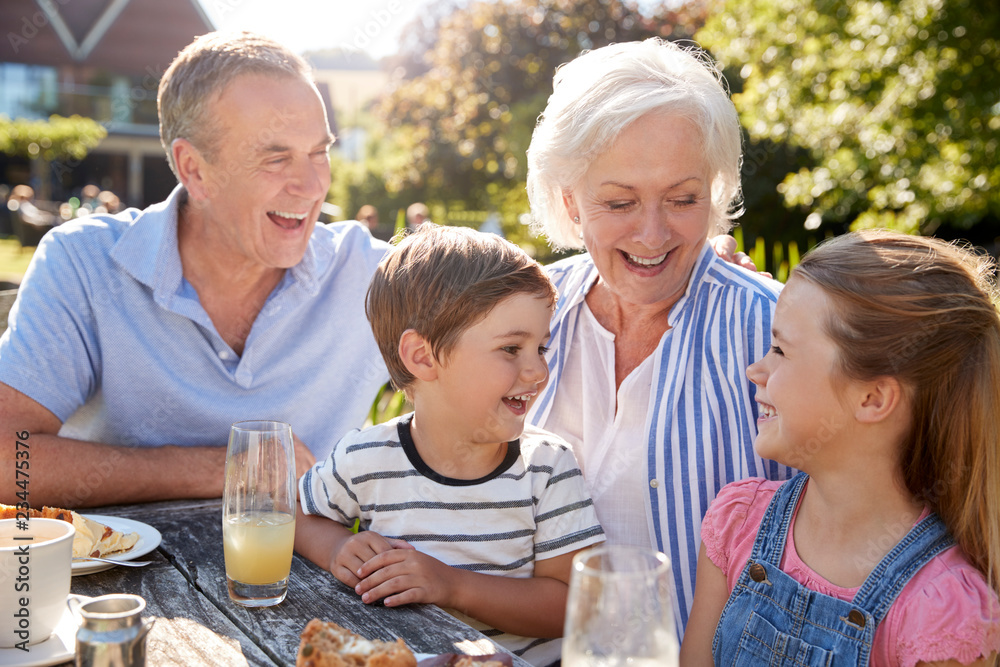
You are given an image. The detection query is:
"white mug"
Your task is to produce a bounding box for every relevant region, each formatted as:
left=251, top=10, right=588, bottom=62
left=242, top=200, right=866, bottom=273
left=0, top=517, right=75, bottom=648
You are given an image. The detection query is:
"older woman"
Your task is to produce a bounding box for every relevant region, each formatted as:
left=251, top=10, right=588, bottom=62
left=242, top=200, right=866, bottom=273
left=526, top=38, right=793, bottom=632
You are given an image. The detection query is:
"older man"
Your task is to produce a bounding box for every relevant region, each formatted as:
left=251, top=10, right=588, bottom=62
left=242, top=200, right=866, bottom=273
left=0, top=32, right=389, bottom=507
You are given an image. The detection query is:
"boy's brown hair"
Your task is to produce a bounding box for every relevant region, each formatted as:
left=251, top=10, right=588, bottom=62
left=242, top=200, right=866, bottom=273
left=365, top=224, right=557, bottom=393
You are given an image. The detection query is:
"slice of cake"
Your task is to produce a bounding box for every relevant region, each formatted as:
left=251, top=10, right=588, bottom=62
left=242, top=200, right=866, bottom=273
left=296, top=619, right=417, bottom=667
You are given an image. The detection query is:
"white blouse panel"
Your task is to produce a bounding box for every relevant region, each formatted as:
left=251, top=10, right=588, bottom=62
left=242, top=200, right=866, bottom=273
left=543, top=301, right=656, bottom=550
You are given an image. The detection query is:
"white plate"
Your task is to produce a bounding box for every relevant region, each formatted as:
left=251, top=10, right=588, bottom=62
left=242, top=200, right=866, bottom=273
left=71, top=515, right=161, bottom=576
left=0, top=595, right=90, bottom=667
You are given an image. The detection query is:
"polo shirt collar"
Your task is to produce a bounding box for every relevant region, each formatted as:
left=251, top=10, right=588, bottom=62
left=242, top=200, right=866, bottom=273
left=110, top=184, right=185, bottom=306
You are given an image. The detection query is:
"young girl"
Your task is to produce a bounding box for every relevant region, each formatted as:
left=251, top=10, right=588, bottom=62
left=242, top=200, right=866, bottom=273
left=681, top=230, right=1000, bottom=666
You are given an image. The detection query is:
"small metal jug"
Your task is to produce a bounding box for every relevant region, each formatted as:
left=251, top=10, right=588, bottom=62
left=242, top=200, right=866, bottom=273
left=67, top=594, right=155, bottom=667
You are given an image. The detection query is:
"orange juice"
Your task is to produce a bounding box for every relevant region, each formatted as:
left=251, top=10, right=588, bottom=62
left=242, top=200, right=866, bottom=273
left=223, top=512, right=295, bottom=585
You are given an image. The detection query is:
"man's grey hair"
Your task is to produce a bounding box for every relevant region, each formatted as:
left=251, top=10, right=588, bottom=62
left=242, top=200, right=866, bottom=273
left=157, top=31, right=314, bottom=178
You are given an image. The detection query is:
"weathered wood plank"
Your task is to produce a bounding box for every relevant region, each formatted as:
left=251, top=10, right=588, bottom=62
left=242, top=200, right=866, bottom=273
left=71, top=548, right=276, bottom=666
left=89, top=499, right=532, bottom=667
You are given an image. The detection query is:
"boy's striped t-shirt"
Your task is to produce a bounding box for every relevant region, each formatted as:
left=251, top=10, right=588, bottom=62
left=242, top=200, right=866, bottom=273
left=300, top=414, right=605, bottom=666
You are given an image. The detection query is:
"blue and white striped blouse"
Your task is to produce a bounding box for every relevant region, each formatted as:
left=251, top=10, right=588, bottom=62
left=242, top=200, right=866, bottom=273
left=530, top=242, right=794, bottom=634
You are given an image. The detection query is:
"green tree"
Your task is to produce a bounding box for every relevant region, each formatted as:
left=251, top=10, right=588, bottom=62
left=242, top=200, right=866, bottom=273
left=0, top=114, right=108, bottom=200
left=0, top=115, right=107, bottom=163
left=368, top=0, right=706, bottom=250
left=698, top=0, right=1000, bottom=235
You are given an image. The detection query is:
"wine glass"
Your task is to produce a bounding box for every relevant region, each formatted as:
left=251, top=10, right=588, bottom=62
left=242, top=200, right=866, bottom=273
left=222, top=420, right=297, bottom=607
left=562, top=545, right=679, bottom=666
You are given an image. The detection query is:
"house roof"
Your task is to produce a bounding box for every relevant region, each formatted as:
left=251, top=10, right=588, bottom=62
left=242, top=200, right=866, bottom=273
left=1, top=0, right=215, bottom=76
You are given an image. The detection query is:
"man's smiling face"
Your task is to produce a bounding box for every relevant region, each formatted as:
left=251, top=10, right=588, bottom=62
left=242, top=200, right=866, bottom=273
left=195, top=73, right=333, bottom=271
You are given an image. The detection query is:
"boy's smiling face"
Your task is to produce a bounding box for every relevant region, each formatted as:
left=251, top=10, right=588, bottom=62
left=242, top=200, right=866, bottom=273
left=423, top=292, right=553, bottom=450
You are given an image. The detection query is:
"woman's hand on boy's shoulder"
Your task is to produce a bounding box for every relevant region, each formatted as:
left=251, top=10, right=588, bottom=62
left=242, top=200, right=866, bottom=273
left=354, top=547, right=456, bottom=609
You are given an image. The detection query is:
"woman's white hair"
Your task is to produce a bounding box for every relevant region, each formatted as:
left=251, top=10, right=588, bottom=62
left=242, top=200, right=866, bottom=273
left=526, top=38, right=744, bottom=250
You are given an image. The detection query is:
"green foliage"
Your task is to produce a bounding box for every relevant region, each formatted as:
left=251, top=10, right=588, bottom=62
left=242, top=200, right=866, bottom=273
left=735, top=225, right=810, bottom=280
left=0, top=115, right=107, bottom=162
left=698, top=0, right=1000, bottom=235
left=0, top=239, right=35, bottom=278
left=366, top=383, right=411, bottom=426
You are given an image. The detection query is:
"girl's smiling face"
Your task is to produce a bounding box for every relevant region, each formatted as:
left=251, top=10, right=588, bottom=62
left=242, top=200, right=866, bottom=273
left=746, top=277, right=855, bottom=471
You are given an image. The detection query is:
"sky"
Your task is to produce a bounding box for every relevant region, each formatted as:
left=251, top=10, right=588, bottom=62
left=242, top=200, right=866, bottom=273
left=200, top=0, right=437, bottom=58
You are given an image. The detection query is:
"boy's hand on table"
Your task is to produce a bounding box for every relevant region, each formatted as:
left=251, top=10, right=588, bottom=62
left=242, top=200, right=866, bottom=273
left=354, top=548, right=455, bottom=608
left=331, top=531, right=414, bottom=587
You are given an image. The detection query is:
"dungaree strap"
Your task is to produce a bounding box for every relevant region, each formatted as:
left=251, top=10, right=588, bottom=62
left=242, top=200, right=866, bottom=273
left=746, top=472, right=955, bottom=625
left=747, top=472, right=809, bottom=566
left=851, top=512, right=955, bottom=625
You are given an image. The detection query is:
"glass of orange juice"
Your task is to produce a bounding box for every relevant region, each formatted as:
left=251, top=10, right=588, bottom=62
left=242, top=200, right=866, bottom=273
left=223, top=420, right=296, bottom=607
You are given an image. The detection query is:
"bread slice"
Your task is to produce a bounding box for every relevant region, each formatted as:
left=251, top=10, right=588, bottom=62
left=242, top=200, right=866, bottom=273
left=0, top=504, right=139, bottom=558
left=296, top=619, right=417, bottom=667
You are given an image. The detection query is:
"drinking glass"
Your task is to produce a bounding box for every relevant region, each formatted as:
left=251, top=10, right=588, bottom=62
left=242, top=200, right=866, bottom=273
left=222, top=420, right=297, bottom=607
left=562, top=545, right=679, bottom=667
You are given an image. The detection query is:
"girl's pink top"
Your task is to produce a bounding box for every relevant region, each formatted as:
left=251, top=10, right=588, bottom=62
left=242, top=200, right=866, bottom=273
left=702, top=478, right=1000, bottom=667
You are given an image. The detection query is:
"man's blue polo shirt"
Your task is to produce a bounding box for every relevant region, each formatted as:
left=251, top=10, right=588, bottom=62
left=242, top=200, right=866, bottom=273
left=0, top=186, right=390, bottom=458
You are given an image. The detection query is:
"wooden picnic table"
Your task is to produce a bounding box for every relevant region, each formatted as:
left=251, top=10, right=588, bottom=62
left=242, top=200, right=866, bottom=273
left=61, top=498, right=532, bottom=666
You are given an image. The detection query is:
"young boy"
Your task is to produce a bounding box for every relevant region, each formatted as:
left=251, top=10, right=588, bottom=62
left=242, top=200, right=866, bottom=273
left=295, top=224, right=604, bottom=667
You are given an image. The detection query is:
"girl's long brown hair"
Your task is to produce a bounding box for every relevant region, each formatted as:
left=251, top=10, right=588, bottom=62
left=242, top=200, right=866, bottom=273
left=794, top=229, right=1000, bottom=594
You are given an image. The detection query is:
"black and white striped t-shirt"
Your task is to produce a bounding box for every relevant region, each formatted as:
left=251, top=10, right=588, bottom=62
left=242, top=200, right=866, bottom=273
left=300, top=413, right=605, bottom=666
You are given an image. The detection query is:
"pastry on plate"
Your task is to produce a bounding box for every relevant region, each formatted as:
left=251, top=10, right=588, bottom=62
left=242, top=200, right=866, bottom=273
left=297, top=619, right=417, bottom=667
left=0, top=503, right=140, bottom=558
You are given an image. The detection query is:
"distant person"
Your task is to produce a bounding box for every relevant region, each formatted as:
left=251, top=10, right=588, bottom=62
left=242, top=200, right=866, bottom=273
left=7, top=185, right=56, bottom=243
left=355, top=204, right=379, bottom=230
left=683, top=231, right=1000, bottom=665
left=356, top=204, right=392, bottom=242
left=8, top=185, right=55, bottom=227
left=80, top=184, right=101, bottom=212
left=96, top=190, right=121, bottom=214
left=405, top=201, right=430, bottom=230
left=297, top=224, right=604, bottom=667
left=0, top=31, right=389, bottom=508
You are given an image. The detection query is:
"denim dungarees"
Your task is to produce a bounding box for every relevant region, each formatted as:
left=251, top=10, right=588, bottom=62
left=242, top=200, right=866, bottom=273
left=713, top=473, right=954, bottom=666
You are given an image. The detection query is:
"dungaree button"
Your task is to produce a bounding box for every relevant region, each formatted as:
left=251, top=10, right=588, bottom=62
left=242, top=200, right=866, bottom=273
left=846, top=609, right=866, bottom=628
left=749, top=563, right=767, bottom=582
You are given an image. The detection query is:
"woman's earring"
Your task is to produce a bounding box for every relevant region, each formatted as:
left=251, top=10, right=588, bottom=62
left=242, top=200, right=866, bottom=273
left=573, top=216, right=580, bottom=223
